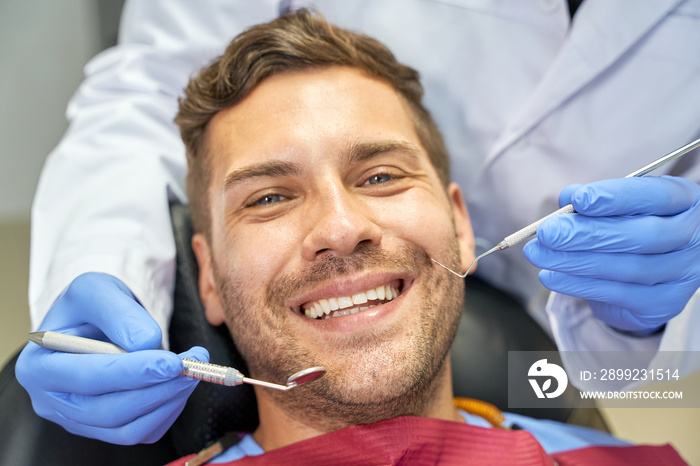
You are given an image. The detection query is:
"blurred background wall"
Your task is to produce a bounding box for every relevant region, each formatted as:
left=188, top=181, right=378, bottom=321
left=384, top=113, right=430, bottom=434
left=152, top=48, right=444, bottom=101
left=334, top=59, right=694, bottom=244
left=0, top=0, right=697, bottom=463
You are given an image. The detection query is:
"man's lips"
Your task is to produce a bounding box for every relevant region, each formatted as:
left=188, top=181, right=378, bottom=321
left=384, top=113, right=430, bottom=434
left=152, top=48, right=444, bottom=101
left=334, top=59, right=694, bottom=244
left=301, top=279, right=403, bottom=319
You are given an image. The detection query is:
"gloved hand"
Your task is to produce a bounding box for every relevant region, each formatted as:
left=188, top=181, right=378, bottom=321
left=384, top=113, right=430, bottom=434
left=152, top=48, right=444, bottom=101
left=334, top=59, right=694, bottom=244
left=16, top=272, right=207, bottom=445
left=523, top=175, right=700, bottom=332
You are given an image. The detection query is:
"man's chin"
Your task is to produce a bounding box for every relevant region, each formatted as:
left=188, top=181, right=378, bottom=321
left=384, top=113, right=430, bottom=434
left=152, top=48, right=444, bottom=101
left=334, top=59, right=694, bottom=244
left=273, top=387, right=431, bottom=432
left=265, top=337, right=452, bottom=430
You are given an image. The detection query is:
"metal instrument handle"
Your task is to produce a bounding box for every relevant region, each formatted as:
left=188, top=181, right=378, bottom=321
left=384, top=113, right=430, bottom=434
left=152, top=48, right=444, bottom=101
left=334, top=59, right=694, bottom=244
left=181, top=358, right=244, bottom=386
left=502, top=204, right=576, bottom=248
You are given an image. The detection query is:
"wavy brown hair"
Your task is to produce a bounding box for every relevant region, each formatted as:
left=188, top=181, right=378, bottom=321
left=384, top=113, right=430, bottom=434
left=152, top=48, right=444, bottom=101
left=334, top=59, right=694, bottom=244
left=176, top=9, right=450, bottom=235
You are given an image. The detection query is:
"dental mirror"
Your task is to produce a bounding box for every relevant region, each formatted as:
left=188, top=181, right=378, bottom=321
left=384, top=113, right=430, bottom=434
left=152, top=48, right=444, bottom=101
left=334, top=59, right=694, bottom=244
left=286, top=366, right=327, bottom=387
left=242, top=366, right=326, bottom=391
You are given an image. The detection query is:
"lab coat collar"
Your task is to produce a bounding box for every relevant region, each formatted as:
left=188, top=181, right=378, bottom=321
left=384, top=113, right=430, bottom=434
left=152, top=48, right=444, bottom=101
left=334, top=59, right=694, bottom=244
left=488, top=0, right=684, bottom=160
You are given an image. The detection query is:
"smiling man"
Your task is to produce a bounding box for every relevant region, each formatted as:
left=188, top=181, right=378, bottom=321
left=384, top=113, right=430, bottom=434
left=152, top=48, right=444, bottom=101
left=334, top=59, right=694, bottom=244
left=185, top=43, right=471, bottom=450
left=194, top=65, right=470, bottom=447
left=168, top=10, right=684, bottom=465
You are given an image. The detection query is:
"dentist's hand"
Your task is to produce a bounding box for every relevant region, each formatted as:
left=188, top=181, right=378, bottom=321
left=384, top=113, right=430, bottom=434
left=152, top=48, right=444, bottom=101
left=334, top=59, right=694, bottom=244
left=524, top=176, right=700, bottom=332
left=16, top=272, right=206, bottom=444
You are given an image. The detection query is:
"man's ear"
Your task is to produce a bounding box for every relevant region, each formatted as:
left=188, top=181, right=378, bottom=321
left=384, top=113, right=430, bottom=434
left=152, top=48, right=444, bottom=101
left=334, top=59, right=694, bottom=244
left=191, top=233, right=226, bottom=326
left=447, top=183, right=476, bottom=274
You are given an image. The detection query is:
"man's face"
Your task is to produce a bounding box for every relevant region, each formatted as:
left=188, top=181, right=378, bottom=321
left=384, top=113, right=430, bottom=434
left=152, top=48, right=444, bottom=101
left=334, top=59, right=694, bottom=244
left=193, top=66, right=475, bottom=428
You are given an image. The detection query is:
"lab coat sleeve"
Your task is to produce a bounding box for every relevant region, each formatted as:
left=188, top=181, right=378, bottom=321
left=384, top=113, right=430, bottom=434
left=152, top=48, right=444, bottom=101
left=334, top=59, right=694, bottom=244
left=546, top=290, right=700, bottom=390
left=29, top=0, right=279, bottom=345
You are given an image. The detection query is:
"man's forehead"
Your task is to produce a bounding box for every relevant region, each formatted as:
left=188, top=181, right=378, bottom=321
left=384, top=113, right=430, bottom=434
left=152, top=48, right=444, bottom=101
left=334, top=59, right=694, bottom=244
left=204, top=67, right=431, bottom=185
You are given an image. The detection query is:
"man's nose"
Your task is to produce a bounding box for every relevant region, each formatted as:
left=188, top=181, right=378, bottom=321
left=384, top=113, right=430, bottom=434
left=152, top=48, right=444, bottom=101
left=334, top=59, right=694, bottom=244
left=301, top=187, right=382, bottom=261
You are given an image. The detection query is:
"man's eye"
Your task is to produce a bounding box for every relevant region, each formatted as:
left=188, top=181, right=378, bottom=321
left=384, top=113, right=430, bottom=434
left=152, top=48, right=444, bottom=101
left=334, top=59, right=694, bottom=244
left=252, top=193, right=285, bottom=206
left=365, top=173, right=393, bottom=185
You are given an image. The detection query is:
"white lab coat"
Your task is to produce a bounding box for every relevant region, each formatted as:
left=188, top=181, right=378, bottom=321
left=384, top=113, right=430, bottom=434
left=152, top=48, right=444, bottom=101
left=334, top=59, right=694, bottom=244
left=30, top=0, right=700, bottom=383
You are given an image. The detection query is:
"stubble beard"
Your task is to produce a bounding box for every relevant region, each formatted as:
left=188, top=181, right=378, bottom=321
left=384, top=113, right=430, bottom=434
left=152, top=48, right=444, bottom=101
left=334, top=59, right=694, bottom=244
left=213, top=238, right=464, bottom=432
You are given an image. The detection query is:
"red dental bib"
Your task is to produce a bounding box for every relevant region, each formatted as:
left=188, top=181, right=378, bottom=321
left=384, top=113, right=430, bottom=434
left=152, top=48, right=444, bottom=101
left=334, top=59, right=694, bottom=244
left=168, top=416, right=686, bottom=465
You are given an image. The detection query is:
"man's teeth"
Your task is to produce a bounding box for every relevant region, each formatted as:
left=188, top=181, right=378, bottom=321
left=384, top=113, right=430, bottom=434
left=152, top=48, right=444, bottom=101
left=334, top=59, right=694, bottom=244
left=302, top=284, right=400, bottom=319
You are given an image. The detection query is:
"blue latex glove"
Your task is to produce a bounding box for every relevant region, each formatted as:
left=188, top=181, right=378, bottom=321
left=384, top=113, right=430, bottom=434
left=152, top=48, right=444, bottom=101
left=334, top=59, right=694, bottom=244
left=523, top=175, right=700, bottom=332
left=16, top=272, right=207, bottom=445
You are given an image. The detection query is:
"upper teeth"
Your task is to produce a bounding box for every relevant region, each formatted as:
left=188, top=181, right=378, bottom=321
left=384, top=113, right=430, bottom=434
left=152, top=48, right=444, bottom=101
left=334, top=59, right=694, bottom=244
left=302, top=284, right=400, bottom=319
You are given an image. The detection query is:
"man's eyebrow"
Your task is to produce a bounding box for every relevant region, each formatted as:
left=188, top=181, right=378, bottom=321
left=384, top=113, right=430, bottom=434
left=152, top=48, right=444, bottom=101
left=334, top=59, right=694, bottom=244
left=222, top=160, right=302, bottom=192
left=343, top=140, right=422, bottom=166
left=222, top=141, right=420, bottom=192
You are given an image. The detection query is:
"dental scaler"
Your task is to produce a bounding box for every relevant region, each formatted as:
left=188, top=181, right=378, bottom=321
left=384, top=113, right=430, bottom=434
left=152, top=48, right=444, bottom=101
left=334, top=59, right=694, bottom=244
left=432, top=137, right=700, bottom=278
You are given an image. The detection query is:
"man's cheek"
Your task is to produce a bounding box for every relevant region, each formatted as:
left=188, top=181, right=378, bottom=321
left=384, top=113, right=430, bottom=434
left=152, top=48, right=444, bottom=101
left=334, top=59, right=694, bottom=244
left=230, top=228, right=298, bottom=270
left=400, top=214, right=455, bottom=254
left=386, top=192, right=453, bottom=233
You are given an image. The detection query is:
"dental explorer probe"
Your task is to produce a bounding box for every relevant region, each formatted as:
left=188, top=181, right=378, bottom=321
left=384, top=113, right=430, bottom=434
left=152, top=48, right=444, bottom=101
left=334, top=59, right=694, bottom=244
left=28, top=331, right=325, bottom=391
left=432, top=136, right=700, bottom=278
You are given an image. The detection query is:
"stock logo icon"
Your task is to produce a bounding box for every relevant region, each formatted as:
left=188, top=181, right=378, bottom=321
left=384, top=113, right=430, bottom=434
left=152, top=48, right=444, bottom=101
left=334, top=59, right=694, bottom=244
left=528, top=359, right=568, bottom=399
